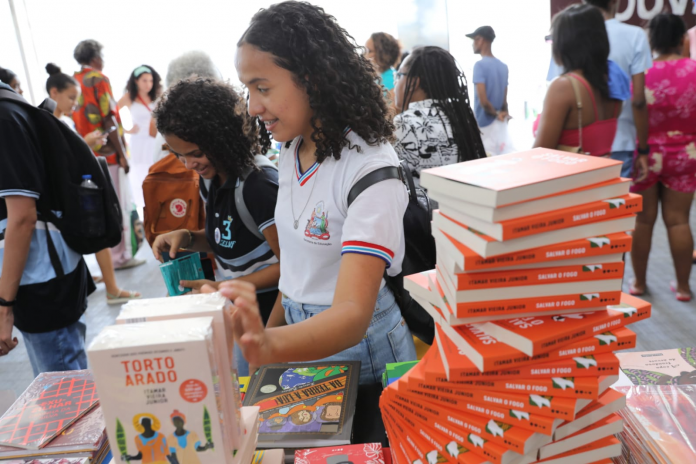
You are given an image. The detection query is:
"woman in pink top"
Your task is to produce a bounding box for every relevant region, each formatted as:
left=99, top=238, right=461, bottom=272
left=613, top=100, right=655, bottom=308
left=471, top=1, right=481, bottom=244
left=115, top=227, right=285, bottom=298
left=630, top=14, right=695, bottom=302
left=534, top=4, right=628, bottom=157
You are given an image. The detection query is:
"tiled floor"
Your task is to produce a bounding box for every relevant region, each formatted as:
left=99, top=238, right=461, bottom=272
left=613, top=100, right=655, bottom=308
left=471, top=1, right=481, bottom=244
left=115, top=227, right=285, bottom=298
left=1, top=205, right=695, bottom=400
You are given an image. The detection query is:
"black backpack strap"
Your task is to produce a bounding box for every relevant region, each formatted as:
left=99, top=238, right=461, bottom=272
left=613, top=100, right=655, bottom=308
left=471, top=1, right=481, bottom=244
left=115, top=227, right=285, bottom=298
left=235, top=155, right=279, bottom=240
left=347, top=165, right=402, bottom=208
left=43, top=221, right=65, bottom=279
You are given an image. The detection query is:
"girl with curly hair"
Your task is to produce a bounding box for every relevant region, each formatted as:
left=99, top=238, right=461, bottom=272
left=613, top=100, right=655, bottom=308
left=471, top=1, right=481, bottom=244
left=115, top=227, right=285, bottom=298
left=117, top=65, right=163, bottom=208
left=151, top=78, right=280, bottom=372
left=230, top=1, right=416, bottom=385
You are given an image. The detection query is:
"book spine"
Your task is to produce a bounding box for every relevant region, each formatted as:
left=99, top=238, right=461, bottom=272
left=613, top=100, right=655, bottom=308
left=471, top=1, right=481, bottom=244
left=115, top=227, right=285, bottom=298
left=446, top=376, right=600, bottom=400
left=384, top=395, right=507, bottom=464
left=499, top=195, right=642, bottom=240
left=403, top=385, right=557, bottom=436
left=451, top=292, right=622, bottom=319
left=459, top=233, right=633, bottom=271
left=383, top=407, right=457, bottom=464
left=449, top=262, right=625, bottom=290
left=389, top=390, right=536, bottom=454
left=406, top=378, right=579, bottom=421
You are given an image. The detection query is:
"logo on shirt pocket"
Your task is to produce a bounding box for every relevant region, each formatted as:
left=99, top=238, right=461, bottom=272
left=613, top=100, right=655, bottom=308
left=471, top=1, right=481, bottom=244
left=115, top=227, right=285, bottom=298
left=304, top=201, right=330, bottom=241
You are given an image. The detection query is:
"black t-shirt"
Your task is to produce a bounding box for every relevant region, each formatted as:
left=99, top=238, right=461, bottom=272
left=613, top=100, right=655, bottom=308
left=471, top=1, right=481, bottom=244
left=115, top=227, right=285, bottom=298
left=201, top=166, right=279, bottom=281
left=0, top=96, right=93, bottom=334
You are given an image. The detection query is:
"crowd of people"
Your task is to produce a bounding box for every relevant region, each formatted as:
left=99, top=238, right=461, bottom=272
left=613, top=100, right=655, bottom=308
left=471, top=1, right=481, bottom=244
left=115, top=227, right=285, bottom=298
left=0, top=0, right=694, bottom=387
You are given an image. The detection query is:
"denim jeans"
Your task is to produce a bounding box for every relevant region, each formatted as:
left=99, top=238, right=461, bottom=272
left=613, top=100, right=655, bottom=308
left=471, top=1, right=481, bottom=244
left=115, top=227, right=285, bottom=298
left=283, top=285, right=417, bottom=385
left=20, top=317, right=88, bottom=377
left=611, top=150, right=634, bottom=178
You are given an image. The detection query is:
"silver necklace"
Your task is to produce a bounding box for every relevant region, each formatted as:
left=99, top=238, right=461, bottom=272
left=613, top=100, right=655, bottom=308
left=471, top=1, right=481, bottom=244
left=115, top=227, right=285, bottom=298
left=291, top=157, right=320, bottom=230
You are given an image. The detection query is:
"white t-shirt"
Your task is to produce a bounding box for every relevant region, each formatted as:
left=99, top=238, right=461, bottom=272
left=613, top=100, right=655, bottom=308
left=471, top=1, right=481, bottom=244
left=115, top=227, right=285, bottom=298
left=276, top=129, right=407, bottom=305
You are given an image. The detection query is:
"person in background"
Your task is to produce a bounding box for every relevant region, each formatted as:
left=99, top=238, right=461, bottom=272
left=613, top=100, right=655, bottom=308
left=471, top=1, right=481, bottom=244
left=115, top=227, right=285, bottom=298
left=364, top=32, right=401, bottom=100
left=0, top=79, right=95, bottom=374
left=153, top=51, right=222, bottom=163
left=629, top=14, right=695, bottom=302
left=45, top=63, right=141, bottom=305
left=117, top=65, right=162, bottom=209
left=467, top=26, right=513, bottom=156
left=233, top=1, right=416, bottom=385
left=393, top=46, right=486, bottom=186
left=534, top=5, right=631, bottom=158
left=582, top=0, right=652, bottom=177
left=151, top=78, right=280, bottom=375
left=0, top=67, right=23, bottom=95
left=72, top=39, right=144, bottom=271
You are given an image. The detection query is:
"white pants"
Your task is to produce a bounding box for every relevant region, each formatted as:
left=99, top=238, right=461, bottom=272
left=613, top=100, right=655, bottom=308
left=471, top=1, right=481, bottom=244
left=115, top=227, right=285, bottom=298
left=480, top=119, right=515, bottom=156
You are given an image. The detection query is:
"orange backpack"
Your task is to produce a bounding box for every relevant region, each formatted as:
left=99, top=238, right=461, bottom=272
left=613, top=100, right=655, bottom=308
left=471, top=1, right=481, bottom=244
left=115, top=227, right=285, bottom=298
left=142, top=153, right=205, bottom=247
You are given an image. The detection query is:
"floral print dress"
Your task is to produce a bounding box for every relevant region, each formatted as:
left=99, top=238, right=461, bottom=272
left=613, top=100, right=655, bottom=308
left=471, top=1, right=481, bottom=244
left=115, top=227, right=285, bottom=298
left=632, top=58, right=696, bottom=193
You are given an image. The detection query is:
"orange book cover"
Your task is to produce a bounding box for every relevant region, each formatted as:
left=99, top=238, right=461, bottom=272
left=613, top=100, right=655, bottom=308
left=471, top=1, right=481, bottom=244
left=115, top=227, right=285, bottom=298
left=434, top=269, right=621, bottom=319
left=434, top=324, right=624, bottom=381
left=433, top=209, right=636, bottom=259
left=554, top=389, right=626, bottom=441
left=420, top=149, right=621, bottom=207
left=394, top=372, right=559, bottom=436
left=387, top=388, right=550, bottom=455
left=437, top=264, right=622, bottom=307
left=437, top=310, right=635, bottom=373
left=406, top=358, right=587, bottom=422
left=383, top=406, right=456, bottom=464
left=439, top=374, right=602, bottom=400
left=383, top=392, right=514, bottom=464
left=475, top=293, right=651, bottom=357
left=534, top=436, right=621, bottom=463
left=382, top=399, right=497, bottom=464
left=435, top=229, right=632, bottom=273
left=539, top=414, right=623, bottom=460
left=382, top=403, right=489, bottom=464
left=445, top=262, right=625, bottom=291
left=384, top=388, right=544, bottom=459
left=441, top=194, right=642, bottom=241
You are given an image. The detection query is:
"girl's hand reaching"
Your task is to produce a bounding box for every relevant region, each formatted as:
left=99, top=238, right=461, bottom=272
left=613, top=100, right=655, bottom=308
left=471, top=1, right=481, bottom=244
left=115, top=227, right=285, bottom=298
left=211, top=280, right=273, bottom=367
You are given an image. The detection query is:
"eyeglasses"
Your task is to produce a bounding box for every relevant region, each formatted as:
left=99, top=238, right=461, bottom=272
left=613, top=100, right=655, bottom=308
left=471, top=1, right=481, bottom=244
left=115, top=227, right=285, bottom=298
left=395, top=72, right=407, bottom=82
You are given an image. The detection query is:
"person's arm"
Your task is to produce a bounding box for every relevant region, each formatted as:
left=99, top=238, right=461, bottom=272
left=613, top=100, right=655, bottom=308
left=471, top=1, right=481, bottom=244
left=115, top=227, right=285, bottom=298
left=631, top=72, right=649, bottom=152
left=221, top=253, right=384, bottom=366
left=183, top=225, right=281, bottom=292
left=117, top=94, right=131, bottom=109
left=533, top=77, right=572, bottom=150
left=152, top=229, right=212, bottom=262
left=0, top=196, right=37, bottom=355
left=149, top=118, right=157, bottom=137
left=497, top=87, right=510, bottom=121
left=475, top=83, right=498, bottom=117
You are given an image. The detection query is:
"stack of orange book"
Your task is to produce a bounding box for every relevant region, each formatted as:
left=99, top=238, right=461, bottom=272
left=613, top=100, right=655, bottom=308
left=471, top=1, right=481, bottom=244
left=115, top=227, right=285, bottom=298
left=381, top=149, right=652, bottom=464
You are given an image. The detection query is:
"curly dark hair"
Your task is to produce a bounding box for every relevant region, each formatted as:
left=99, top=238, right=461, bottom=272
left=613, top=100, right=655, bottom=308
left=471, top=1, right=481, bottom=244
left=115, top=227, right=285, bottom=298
left=238, top=1, right=393, bottom=163
left=370, top=32, right=401, bottom=73
left=153, top=78, right=266, bottom=180
left=401, top=47, right=486, bottom=162
left=73, top=39, right=103, bottom=66
left=126, top=64, right=163, bottom=102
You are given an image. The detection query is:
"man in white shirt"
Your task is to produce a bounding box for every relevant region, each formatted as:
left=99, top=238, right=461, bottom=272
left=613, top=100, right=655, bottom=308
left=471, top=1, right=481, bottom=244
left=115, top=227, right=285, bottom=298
left=584, top=0, right=652, bottom=177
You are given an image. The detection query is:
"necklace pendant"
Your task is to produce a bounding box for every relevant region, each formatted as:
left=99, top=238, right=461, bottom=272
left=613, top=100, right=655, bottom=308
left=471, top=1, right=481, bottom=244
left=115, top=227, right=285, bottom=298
left=293, top=220, right=299, bottom=230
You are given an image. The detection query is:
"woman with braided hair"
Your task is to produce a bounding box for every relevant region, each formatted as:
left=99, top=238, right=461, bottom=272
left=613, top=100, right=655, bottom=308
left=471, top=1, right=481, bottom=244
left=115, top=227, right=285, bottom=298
left=393, top=46, right=486, bottom=186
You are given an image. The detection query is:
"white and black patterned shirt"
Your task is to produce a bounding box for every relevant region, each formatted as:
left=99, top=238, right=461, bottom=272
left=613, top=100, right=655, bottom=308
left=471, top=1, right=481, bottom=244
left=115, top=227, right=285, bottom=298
left=393, top=99, right=458, bottom=187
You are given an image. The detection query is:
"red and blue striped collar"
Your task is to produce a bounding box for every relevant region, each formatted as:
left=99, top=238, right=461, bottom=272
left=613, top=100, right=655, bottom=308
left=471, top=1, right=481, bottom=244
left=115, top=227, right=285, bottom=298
left=294, top=127, right=352, bottom=186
